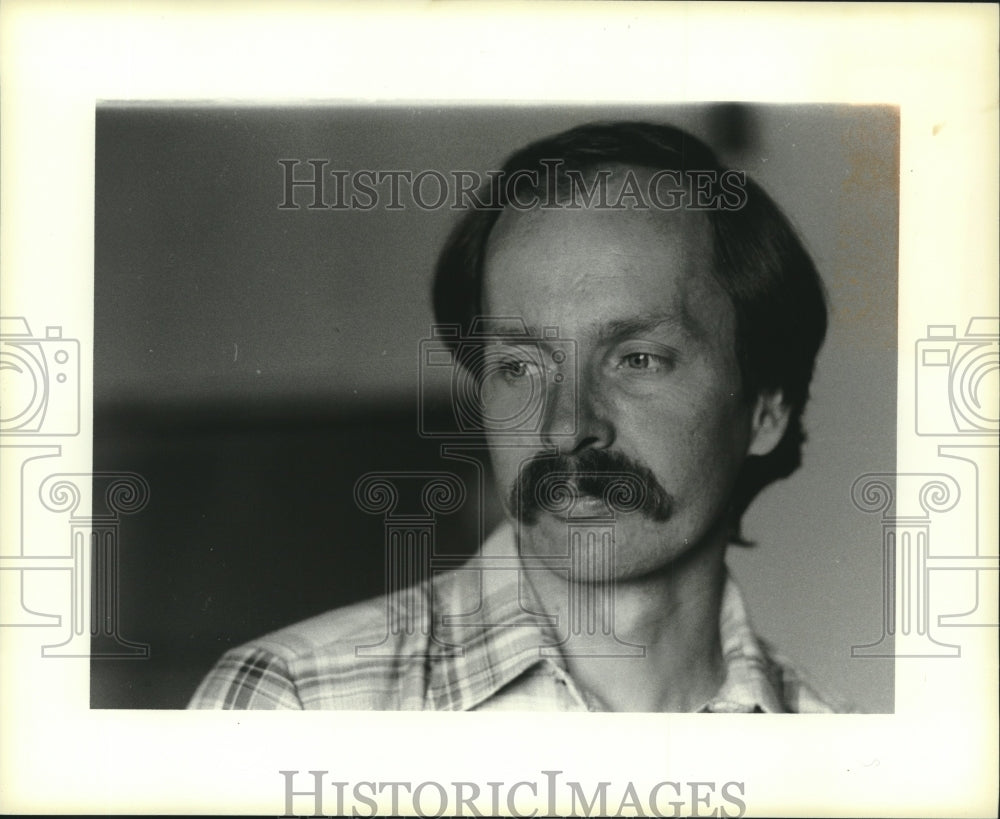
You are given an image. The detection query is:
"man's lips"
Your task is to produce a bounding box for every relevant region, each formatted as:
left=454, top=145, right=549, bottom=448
left=545, top=491, right=617, bottom=520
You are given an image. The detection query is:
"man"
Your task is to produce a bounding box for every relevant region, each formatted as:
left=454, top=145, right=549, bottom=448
left=190, top=121, right=849, bottom=712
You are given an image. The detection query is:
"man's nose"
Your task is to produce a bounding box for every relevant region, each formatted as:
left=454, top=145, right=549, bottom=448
left=540, top=368, right=615, bottom=454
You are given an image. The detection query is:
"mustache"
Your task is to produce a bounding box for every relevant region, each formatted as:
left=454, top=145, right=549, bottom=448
left=508, top=448, right=673, bottom=525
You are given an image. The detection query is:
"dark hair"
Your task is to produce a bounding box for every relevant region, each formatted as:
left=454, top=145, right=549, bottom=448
left=432, top=121, right=828, bottom=542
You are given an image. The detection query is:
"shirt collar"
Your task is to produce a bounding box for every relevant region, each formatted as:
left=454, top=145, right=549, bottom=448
left=426, top=523, right=787, bottom=713
left=425, top=524, right=565, bottom=710
left=700, top=575, right=787, bottom=713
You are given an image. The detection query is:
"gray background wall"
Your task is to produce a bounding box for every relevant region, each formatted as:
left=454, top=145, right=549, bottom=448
left=94, top=103, right=897, bottom=712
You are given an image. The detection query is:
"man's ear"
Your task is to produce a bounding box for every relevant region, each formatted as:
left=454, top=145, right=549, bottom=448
left=748, top=389, right=791, bottom=456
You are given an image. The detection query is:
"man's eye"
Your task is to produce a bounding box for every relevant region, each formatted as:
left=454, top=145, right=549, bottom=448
left=497, top=358, right=532, bottom=380
left=620, top=352, right=663, bottom=371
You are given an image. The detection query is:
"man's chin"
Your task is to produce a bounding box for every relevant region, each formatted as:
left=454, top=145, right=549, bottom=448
left=513, top=509, right=681, bottom=565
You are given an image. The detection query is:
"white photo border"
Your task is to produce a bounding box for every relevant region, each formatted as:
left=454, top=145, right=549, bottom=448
left=1, top=2, right=997, bottom=816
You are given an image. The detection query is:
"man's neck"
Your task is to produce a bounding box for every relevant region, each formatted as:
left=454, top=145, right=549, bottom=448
left=522, top=536, right=728, bottom=712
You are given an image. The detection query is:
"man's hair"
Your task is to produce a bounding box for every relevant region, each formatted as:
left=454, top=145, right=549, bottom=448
left=432, top=121, right=828, bottom=542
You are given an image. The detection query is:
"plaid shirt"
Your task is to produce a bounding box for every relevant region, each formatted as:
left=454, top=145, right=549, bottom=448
left=189, top=524, right=849, bottom=712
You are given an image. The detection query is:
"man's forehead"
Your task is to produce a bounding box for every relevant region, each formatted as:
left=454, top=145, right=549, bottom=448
left=485, top=167, right=714, bottom=275
left=479, top=183, right=729, bottom=349
left=483, top=199, right=717, bottom=310
left=475, top=311, right=701, bottom=342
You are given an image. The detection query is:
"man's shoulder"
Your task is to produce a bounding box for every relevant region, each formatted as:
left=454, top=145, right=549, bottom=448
left=756, top=637, right=858, bottom=714
left=188, top=529, right=518, bottom=711
left=255, top=592, right=415, bottom=660
left=189, top=584, right=440, bottom=710
left=716, top=572, right=857, bottom=714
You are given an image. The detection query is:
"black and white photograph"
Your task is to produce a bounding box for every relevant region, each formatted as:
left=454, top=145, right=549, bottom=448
left=93, top=104, right=898, bottom=715
left=1, top=3, right=996, bottom=817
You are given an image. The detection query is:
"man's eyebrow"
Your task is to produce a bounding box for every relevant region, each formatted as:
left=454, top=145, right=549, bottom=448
left=597, top=313, right=697, bottom=343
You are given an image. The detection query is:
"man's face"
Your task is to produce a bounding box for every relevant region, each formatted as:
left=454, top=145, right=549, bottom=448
left=479, top=180, right=779, bottom=578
